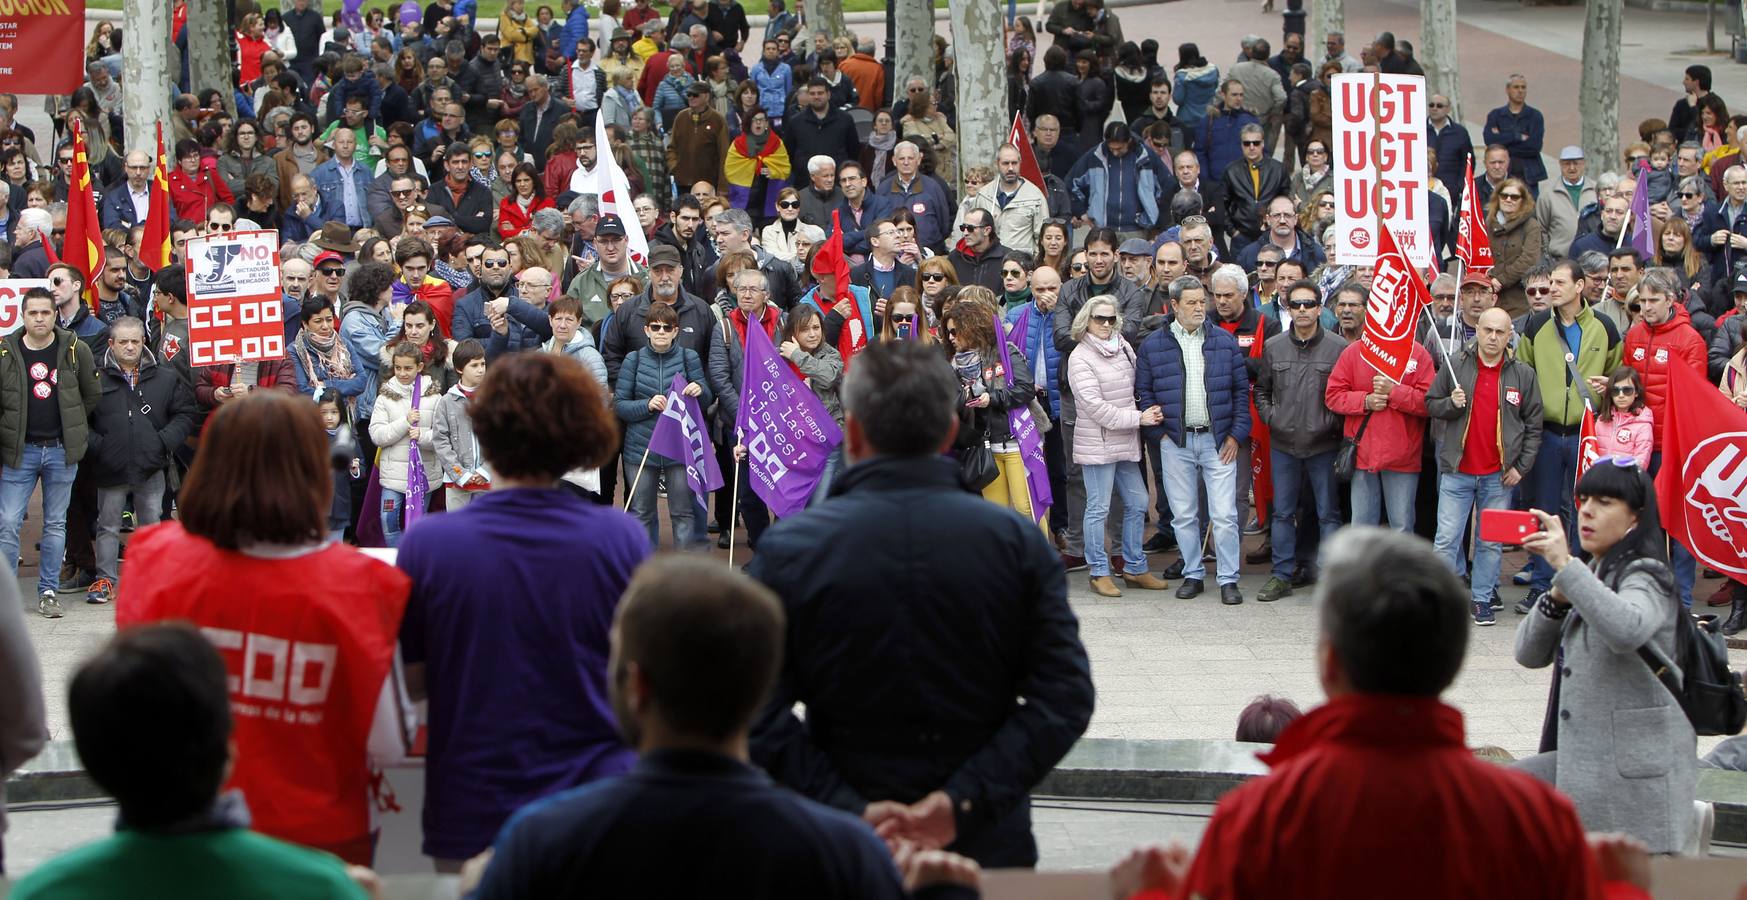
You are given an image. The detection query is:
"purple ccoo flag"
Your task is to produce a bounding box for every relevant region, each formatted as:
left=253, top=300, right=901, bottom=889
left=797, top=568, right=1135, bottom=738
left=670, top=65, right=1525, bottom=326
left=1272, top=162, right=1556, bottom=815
left=405, top=374, right=429, bottom=529
left=1630, top=163, right=1653, bottom=260
left=647, top=372, right=724, bottom=510
left=736, top=321, right=843, bottom=517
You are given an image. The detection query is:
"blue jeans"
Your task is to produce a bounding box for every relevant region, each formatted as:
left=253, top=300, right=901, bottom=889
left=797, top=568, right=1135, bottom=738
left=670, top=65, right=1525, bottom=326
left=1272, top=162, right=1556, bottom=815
left=0, top=443, right=78, bottom=596
left=1351, top=469, right=1418, bottom=533
left=1160, top=432, right=1241, bottom=584
left=1527, top=430, right=1581, bottom=593
left=1648, top=451, right=1696, bottom=607
left=379, top=487, right=429, bottom=549
left=1082, top=461, right=1148, bottom=577
left=1433, top=471, right=1507, bottom=605
left=627, top=461, right=696, bottom=549
left=1270, top=448, right=1340, bottom=580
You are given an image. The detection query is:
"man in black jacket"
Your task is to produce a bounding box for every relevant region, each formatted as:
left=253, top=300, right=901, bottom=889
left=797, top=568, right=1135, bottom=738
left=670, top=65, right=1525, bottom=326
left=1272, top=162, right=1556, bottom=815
left=784, top=79, right=861, bottom=188
left=1027, top=47, right=1080, bottom=140
left=427, top=142, right=495, bottom=235
left=1219, top=123, right=1287, bottom=246
left=948, top=208, right=1008, bottom=295
left=750, top=340, right=1094, bottom=869
left=84, top=318, right=195, bottom=605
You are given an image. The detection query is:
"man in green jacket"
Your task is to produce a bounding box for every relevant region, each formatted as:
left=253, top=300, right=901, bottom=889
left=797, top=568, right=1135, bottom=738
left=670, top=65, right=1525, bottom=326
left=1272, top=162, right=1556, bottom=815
left=11, top=624, right=368, bottom=900
left=0, top=288, right=99, bottom=618
left=1513, top=259, right=1622, bottom=612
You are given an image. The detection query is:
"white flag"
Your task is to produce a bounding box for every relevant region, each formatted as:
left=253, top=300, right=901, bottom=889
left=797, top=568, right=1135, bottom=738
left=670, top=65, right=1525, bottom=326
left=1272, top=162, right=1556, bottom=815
left=593, top=112, right=651, bottom=266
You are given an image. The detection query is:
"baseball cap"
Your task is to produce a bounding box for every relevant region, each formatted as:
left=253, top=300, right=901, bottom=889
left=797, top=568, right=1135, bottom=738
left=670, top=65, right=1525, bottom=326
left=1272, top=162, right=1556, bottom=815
left=1559, top=145, right=1585, bottom=161
left=312, top=251, right=344, bottom=270
left=1460, top=271, right=1493, bottom=289
left=1118, top=238, right=1152, bottom=257
left=424, top=214, right=456, bottom=228
left=649, top=243, right=683, bottom=268
left=1733, top=272, right=1747, bottom=294
left=596, top=213, right=627, bottom=237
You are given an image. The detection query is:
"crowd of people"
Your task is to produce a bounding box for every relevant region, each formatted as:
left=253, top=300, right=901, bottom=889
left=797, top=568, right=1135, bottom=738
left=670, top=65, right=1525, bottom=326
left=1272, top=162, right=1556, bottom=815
left=0, top=0, right=1734, bottom=895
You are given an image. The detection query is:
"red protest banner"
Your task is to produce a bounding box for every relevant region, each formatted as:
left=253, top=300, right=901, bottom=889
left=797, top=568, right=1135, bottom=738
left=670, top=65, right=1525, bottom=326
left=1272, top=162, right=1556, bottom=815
left=1657, top=361, right=1747, bottom=584
left=183, top=230, right=287, bottom=367
left=1359, top=224, right=1431, bottom=383
left=1457, top=156, right=1494, bottom=272
left=0, top=0, right=84, bottom=94
left=1332, top=73, right=1431, bottom=269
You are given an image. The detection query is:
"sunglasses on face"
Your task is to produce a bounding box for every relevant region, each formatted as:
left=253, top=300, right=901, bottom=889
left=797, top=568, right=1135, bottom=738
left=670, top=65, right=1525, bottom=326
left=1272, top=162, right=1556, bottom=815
left=1629, top=303, right=1643, bottom=314
left=1091, top=314, right=1116, bottom=324
left=318, top=267, right=344, bottom=276
left=1628, top=155, right=1647, bottom=164
left=1286, top=299, right=1321, bottom=309
left=392, top=188, right=416, bottom=197
left=1070, top=262, right=1087, bottom=272
left=1499, top=192, right=1524, bottom=201
left=1680, top=191, right=1698, bottom=199
left=777, top=200, right=799, bottom=209
left=921, top=273, right=947, bottom=282
left=891, top=313, right=914, bottom=323
left=944, top=327, right=958, bottom=337
left=647, top=323, right=675, bottom=333
left=1525, top=287, right=1551, bottom=296
left=1612, top=385, right=1637, bottom=395
left=481, top=258, right=513, bottom=269
left=1002, top=268, right=1024, bottom=277
left=1241, top=140, right=1263, bottom=147
left=473, top=151, right=491, bottom=159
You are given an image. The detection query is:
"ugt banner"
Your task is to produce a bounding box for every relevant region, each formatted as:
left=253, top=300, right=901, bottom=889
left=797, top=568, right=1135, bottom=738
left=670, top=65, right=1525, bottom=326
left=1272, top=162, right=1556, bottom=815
left=0, top=279, right=48, bottom=336
left=0, top=0, right=84, bottom=94
left=736, top=321, right=842, bottom=517
left=1657, top=361, right=1747, bottom=584
left=183, top=230, right=287, bottom=367
left=1358, top=224, right=1432, bottom=383
left=1332, top=73, right=1431, bottom=269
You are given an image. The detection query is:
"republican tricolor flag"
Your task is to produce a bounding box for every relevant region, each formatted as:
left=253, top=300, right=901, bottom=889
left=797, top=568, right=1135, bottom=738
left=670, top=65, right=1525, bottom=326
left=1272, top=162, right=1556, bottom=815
left=63, top=118, right=104, bottom=313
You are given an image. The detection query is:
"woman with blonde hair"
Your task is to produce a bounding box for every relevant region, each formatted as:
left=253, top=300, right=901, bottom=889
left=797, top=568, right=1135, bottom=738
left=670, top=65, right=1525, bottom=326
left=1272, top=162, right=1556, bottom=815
left=1483, top=177, right=1543, bottom=317
left=879, top=285, right=937, bottom=344
left=917, top=255, right=960, bottom=317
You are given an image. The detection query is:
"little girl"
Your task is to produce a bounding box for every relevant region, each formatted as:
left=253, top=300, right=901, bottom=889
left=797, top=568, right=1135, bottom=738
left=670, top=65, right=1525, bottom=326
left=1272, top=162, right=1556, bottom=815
left=369, top=343, right=443, bottom=547
left=1594, top=366, right=1653, bottom=469
left=432, top=340, right=489, bottom=511
left=317, top=390, right=362, bottom=543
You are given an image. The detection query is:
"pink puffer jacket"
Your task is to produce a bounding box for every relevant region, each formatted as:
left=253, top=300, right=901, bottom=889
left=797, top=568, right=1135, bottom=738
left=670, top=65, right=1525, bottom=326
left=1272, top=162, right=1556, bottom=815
left=1067, top=335, right=1144, bottom=465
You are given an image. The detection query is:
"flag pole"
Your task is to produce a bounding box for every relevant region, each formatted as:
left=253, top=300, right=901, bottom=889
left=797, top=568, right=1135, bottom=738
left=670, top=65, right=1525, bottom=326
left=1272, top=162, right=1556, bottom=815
left=727, top=451, right=743, bottom=569
left=1419, top=300, right=1456, bottom=372
left=622, top=443, right=653, bottom=514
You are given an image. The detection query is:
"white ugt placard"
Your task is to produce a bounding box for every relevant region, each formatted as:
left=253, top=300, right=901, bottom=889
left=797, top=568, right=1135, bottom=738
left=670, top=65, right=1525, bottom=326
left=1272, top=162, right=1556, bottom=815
left=1332, top=73, right=1432, bottom=269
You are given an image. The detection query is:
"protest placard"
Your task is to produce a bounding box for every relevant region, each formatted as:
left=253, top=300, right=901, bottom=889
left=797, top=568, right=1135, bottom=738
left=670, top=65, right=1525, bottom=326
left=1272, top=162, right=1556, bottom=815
left=1332, top=73, right=1431, bottom=269
left=0, top=279, right=49, bottom=336
left=183, top=229, right=287, bottom=367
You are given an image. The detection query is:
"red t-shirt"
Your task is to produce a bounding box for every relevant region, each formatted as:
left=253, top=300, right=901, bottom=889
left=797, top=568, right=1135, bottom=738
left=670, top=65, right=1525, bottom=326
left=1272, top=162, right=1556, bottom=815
left=115, top=523, right=411, bottom=863
left=1458, top=359, right=1503, bottom=475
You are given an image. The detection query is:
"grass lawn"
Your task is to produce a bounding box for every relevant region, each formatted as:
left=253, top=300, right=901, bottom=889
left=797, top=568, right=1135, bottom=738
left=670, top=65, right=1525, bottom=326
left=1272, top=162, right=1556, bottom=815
left=86, top=0, right=943, bottom=18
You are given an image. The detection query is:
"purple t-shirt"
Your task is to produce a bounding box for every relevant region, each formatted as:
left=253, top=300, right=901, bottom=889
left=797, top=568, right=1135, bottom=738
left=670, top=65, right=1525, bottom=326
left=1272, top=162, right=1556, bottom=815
left=397, top=488, right=652, bottom=860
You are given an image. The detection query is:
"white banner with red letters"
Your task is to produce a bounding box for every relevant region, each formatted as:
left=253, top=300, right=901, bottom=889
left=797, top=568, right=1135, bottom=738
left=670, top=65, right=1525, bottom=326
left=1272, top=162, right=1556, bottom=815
left=1332, top=73, right=1432, bottom=269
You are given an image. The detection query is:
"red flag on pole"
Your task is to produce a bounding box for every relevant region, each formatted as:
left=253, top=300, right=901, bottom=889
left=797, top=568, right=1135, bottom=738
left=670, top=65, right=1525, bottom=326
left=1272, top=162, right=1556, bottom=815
left=142, top=121, right=174, bottom=272
left=63, top=118, right=104, bottom=313
left=1656, top=361, right=1747, bottom=585
left=1248, top=317, right=1272, bottom=527
left=812, top=210, right=866, bottom=362
left=1456, top=156, right=1494, bottom=272
left=1576, top=404, right=1602, bottom=493
left=1358, top=224, right=1431, bottom=383
left=1008, top=111, right=1047, bottom=192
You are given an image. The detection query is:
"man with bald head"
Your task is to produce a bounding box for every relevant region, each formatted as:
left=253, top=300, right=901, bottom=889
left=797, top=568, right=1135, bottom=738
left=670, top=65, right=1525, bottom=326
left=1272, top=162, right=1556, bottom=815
left=101, top=151, right=155, bottom=230
left=1426, top=306, right=1543, bottom=626
left=1007, top=264, right=1067, bottom=516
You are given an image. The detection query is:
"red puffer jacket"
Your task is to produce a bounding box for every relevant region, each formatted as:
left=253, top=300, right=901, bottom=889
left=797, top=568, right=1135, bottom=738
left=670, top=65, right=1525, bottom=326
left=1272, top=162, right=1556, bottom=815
left=1324, top=339, right=1435, bottom=473
left=1623, top=303, right=1708, bottom=450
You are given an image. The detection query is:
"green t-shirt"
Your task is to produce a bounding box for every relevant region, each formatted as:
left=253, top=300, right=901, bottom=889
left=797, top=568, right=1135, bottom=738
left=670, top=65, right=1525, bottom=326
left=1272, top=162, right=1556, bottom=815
left=318, top=122, right=388, bottom=171
left=11, top=827, right=367, bottom=900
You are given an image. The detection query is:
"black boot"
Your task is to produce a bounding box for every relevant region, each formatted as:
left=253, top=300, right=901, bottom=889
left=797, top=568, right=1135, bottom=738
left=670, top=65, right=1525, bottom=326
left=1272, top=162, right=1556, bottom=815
left=1725, top=584, right=1747, bottom=636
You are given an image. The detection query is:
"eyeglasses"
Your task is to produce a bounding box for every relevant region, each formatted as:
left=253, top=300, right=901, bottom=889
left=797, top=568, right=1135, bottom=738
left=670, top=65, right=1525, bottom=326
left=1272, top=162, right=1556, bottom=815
left=1428, top=102, right=1448, bottom=108
left=1308, top=147, right=1328, bottom=155
left=1090, top=314, right=1116, bottom=324
left=1257, top=260, right=1278, bottom=268
left=57, top=156, right=72, bottom=165
left=921, top=272, right=948, bottom=282
left=1499, top=192, right=1524, bottom=201
left=646, top=323, right=675, bottom=333
left=777, top=200, right=799, bottom=209
left=519, top=280, right=551, bottom=290
left=1525, top=286, right=1551, bottom=297
left=610, top=291, right=638, bottom=301
left=1286, top=299, right=1321, bottom=309
left=1611, top=385, right=1638, bottom=395
left=1628, top=303, right=1643, bottom=314
left=1001, top=267, right=1024, bottom=277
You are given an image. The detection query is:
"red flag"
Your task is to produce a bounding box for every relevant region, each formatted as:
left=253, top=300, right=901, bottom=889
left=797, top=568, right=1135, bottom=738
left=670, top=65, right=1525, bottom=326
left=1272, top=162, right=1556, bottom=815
left=813, top=210, right=865, bottom=362
left=1656, top=361, right=1747, bottom=586
left=63, top=118, right=104, bottom=313
left=1456, top=156, right=1494, bottom=272
left=1248, top=317, right=1272, bottom=526
left=1576, top=404, right=1601, bottom=493
left=1008, top=111, right=1047, bottom=192
left=142, top=121, right=173, bottom=272
left=1359, top=224, right=1431, bottom=383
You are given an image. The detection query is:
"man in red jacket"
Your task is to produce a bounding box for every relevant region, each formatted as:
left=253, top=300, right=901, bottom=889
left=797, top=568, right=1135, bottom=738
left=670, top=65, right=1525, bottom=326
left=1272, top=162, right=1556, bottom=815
left=1624, top=266, right=1708, bottom=606
left=1325, top=317, right=1434, bottom=534
left=1107, top=527, right=1653, bottom=900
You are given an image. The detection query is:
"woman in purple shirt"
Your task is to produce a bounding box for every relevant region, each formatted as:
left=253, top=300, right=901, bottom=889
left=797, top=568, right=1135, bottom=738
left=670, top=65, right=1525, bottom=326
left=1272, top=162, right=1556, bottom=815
left=397, top=352, right=651, bottom=869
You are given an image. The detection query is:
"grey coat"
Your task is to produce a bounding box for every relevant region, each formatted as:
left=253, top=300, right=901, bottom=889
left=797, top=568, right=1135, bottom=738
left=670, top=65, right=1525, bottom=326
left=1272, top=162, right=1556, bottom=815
left=1514, top=558, right=1696, bottom=853
left=430, top=383, right=482, bottom=487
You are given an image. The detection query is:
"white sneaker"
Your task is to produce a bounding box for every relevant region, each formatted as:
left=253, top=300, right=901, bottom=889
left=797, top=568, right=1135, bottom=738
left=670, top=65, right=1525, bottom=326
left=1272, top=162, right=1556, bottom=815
left=37, top=591, right=63, bottom=619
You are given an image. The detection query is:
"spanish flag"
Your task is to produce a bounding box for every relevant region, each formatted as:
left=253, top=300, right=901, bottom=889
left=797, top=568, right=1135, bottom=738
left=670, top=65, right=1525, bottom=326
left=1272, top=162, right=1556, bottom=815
left=141, top=121, right=172, bottom=271
left=63, top=118, right=104, bottom=313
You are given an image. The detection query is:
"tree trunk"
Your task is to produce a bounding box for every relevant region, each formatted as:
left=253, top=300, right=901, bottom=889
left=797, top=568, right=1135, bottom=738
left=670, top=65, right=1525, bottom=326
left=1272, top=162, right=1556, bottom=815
left=124, top=0, right=175, bottom=154
left=894, top=0, right=933, bottom=101
left=951, top=0, right=1002, bottom=195
left=186, top=0, right=237, bottom=116
left=1419, top=0, right=1460, bottom=122
left=1579, top=0, right=1621, bottom=174
left=1309, top=0, right=1344, bottom=70
left=809, top=0, right=847, bottom=40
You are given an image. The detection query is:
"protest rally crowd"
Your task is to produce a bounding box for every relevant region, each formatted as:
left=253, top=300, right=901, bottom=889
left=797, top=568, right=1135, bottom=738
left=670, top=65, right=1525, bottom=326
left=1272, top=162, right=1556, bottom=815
left=0, top=0, right=1745, bottom=895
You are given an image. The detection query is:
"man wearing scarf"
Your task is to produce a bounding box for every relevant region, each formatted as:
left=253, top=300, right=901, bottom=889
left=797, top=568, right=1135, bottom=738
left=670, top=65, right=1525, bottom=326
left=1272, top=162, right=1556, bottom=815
left=724, top=111, right=791, bottom=224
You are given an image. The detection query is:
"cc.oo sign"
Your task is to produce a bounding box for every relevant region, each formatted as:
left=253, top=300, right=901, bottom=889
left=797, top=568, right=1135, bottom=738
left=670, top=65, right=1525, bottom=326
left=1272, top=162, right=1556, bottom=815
left=184, top=230, right=288, bottom=366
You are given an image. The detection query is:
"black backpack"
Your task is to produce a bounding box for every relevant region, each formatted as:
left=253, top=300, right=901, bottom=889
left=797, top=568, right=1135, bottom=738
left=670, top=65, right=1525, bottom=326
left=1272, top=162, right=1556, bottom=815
left=1637, top=581, right=1747, bottom=736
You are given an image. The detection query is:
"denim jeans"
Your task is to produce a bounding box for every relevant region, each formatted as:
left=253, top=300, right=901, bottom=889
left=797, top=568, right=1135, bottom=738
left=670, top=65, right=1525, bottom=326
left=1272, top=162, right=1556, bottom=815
left=628, top=460, right=696, bottom=549
left=0, top=443, right=78, bottom=596
left=1269, top=448, right=1340, bottom=580
left=1351, top=469, right=1418, bottom=533
left=1527, top=430, right=1581, bottom=593
left=1433, top=471, right=1507, bottom=605
left=95, top=472, right=165, bottom=583
left=1082, top=461, right=1148, bottom=577
left=379, top=487, right=428, bottom=549
left=1160, top=432, right=1242, bottom=585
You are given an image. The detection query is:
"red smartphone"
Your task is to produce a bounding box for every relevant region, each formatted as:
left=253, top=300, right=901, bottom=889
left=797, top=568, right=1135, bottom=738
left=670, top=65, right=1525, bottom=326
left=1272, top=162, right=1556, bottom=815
left=1478, top=509, right=1542, bottom=545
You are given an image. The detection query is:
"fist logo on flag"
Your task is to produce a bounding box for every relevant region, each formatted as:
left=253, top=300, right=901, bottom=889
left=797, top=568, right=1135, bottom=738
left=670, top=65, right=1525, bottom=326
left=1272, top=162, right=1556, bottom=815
left=1366, top=257, right=1413, bottom=343
left=1684, top=434, right=1747, bottom=575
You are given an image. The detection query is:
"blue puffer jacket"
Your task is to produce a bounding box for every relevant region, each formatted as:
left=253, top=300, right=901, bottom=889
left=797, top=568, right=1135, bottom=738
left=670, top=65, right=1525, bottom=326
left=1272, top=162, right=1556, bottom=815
left=614, top=343, right=711, bottom=466
left=1193, top=104, right=1259, bottom=190
left=1134, top=320, right=1252, bottom=448
left=751, top=61, right=793, bottom=120
left=1067, top=142, right=1168, bottom=231
left=1006, top=300, right=1061, bottom=420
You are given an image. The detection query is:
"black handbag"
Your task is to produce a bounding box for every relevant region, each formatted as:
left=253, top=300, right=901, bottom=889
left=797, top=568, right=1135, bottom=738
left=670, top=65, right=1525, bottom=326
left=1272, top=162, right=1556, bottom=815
left=959, top=436, right=999, bottom=491
left=1333, top=411, right=1374, bottom=483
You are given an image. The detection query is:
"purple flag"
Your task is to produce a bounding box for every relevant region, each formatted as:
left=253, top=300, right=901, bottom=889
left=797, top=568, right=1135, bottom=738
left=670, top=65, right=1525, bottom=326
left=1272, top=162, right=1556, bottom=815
left=1630, top=163, right=1653, bottom=259
left=341, top=0, right=365, bottom=32
left=405, top=374, right=429, bottom=528
left=736, top=321, right=843, bottom=517
left=994, top=312, right=1053, bottom=524
left=647, top=372, right=725, bottom=509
